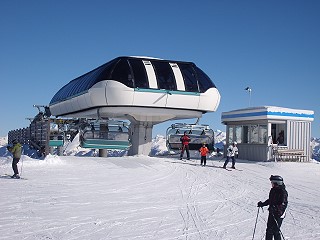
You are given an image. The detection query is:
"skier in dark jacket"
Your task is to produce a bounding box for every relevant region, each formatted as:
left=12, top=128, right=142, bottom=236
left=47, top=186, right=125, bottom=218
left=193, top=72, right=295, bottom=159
left=7, top=139, right=22, bottom=179
left=179, top=131, right=191, bottom=160
left=257, top=175, right=288, bottom=240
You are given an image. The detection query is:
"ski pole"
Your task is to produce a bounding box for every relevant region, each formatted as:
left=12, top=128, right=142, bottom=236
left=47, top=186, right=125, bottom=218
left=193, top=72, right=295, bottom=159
left=271, top=211, right=286, bottom=240
left=252, top=207, right=260, bottom=240
left=20, top=147, right=24, bottom=177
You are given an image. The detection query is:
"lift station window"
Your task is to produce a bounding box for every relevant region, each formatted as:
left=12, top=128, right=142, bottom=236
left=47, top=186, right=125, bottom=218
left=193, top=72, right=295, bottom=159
left=110, top=59, right=134, bottom=88
left=178, top=63, right=199, bottom=92
left=152, top=61, right=176, bottom=90
left=194, top=66, right=216, bottom=93
left=128, top=58, right=149, bottom=88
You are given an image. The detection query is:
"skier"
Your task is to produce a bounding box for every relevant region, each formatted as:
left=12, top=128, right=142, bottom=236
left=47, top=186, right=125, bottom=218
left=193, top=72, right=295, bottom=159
left=199, top=143, right=209, bottom=166
left=223, top=141, right=238, bottom=169
left=179, top=131, right=191, bottom=160
left=257, top=175, right=288, bottom=240
left=7, top=139, right=22, bottom=179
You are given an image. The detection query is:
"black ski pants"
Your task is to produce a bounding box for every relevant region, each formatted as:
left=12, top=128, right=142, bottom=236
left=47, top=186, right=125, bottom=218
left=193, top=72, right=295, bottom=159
left=266, top=212, right=283, bottom=240
left=200, top=156, right=207, bottom=166
left=223, top=156, right=235, bottom=168
left=180, top=145, right=190, bottom=159
left=12, top=158, right=20, bottom=175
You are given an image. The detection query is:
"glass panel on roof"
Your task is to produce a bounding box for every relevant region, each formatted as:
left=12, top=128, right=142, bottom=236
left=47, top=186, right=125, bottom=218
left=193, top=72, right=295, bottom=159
left=50, top=61, right=116, bottom=104
left=110, top=59, right=134, bottom=88
left=67, top=81, right=78, bottom=98
left=177, top=63, right=199, bottom=92
left=128, top=59, right=149, bottom=88
left=97, top=59, right=118, bottom=82
left=152, top=61, right=176, bottom=90
left=194, top=66, right=216, bottom=92
left=75, top=74, right=90, bottom=95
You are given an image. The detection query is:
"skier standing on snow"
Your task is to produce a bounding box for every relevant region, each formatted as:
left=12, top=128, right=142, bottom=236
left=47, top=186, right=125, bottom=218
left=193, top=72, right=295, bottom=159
left=179, top=131, right=191, bottom=160
left=199, top=143, right=209, bottom=166
left=257, top=175, right=288, bottom=240
left=223, top=142, right=238, bottom=169
left=7, top=139, right=22, bottom=179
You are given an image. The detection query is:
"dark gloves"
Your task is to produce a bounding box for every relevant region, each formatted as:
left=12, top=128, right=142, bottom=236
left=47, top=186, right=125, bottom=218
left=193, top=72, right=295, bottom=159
left=257, top=201, right=264, bottom=207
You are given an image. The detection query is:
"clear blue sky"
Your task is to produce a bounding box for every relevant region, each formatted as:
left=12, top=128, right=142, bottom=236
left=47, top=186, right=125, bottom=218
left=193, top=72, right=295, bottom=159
left=0, top=0, right=319, bottom=138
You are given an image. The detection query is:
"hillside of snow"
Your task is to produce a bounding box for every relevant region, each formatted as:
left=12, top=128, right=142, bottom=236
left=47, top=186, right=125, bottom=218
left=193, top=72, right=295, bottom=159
left=2, top=130, right=320, bottom=161
left=1, top=133, right=320, bottom=239
left=1, top=154, right=320, bottom=239
left=0, top=131, right=227, bottom=158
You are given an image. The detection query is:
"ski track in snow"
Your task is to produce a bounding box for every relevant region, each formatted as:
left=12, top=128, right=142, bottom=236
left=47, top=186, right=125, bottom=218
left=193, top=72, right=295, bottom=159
left=0, top=156, right=320, bottom=240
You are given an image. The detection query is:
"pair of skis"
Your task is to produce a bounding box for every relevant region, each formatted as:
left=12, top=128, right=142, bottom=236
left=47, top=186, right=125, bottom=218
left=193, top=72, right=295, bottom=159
left=0, top=174, right=27, bottom=180
left=220, top=167, right=243, bottom=171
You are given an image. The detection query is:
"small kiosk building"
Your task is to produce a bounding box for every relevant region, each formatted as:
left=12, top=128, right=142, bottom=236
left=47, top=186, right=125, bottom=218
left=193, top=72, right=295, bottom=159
left=221, top=106, right=314, bottom=161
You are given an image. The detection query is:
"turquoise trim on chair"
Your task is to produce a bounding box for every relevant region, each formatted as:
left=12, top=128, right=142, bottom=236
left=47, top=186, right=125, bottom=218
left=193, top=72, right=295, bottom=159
left=81, top=139, right=131, bottom=150
left=49, top=140, right=64, bottom=147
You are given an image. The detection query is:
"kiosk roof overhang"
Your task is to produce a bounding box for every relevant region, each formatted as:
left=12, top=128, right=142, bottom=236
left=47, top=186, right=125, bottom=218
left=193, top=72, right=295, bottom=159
left=221, top=106, right=314, bottom=124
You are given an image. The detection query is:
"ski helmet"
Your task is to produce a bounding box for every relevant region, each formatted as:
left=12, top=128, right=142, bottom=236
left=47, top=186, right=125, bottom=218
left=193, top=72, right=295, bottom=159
left=269, top=175, right=283, bottom=185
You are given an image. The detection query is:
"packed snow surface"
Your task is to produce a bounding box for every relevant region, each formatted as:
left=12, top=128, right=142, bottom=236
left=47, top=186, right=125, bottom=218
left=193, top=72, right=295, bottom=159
left=1, top=154, right=320, bottom=240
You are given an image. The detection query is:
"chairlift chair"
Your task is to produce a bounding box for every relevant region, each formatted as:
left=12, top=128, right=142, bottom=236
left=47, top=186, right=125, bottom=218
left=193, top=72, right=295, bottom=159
left=49, top=134, right=65, bottom=147
left=166, top=123, right=214, bottom=151
left=79, top=120, right=131, bottom=150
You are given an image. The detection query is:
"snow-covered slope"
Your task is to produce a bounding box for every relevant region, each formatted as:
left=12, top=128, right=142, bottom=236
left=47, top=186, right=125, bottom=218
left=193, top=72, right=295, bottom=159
left=2, top=131, right=320, bottom=161
left=0, top=154, right=319, bottom=240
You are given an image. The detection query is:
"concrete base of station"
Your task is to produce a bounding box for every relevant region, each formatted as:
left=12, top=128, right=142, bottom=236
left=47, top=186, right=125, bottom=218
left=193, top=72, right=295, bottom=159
left=128, top=122, right=153, bottom=156
left=99, top=149, right=108, bottom=157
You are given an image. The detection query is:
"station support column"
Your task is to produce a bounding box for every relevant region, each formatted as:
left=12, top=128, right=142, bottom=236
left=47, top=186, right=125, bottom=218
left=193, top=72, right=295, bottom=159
left=98, top=122, right=108, bottom=157
left=128, top=122, right=153, bottom=156
left=99, top=149, right=108, bottom=157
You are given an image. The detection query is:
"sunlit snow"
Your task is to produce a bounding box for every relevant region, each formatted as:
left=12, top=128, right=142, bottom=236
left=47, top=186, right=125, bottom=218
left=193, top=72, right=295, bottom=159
left=0, top=135, right=320, bottom=240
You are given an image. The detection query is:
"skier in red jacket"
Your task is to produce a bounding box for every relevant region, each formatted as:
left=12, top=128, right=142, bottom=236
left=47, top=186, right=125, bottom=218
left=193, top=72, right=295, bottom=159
left=199, top=143, right=210, bottom=166
left=179, top=131, right=191, bottom=160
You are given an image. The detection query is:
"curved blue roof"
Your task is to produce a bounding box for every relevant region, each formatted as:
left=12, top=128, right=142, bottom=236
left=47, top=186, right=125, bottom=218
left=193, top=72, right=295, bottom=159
left=50, top=56, right=216, bottom=105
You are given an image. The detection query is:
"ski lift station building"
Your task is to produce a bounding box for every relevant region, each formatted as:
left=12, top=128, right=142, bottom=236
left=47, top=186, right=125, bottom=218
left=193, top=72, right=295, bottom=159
left=49, top=56, right=220, bottom=156
left=221, top=106, right=314, bottom=161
